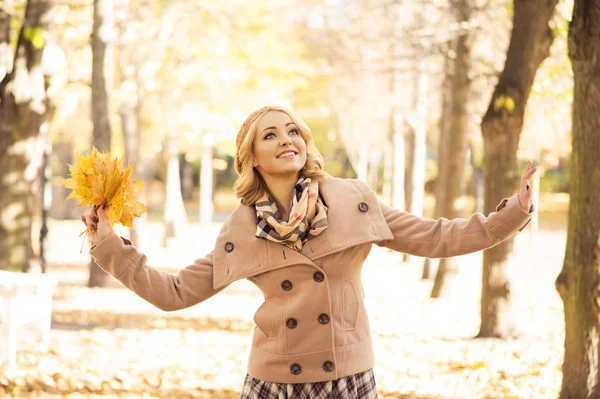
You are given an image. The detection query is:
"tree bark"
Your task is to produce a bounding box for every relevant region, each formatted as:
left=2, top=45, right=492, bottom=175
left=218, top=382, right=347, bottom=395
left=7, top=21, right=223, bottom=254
left=469, top=140, right=484, bottom=214
left=0, top=0, right=55, bottom=272
left=403, top=125, right=414, bottom=264
left=410, top=60, right=428, bottom=220
left=391, top=115, right=405, bottom=211
left=117, top=19, right=146, bottom=248
left=405, top=58, right=428, bottom=265
left=88, top=0, right=114, bottom=287
left=558, top=1, right=600, bottom=397
left=478, top=0, right=558, bottom=338
left=431, top=0, right=472, bottom=297
left=367, top=149, right=380, bottom=193
left=423, top=42, right=454, bottom=281
left=200, top=134, right=214, bottom=225
left=163, top=136, right=188, bottom=246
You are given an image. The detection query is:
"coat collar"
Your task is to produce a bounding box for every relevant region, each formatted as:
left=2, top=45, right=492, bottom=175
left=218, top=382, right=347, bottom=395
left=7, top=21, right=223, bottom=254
left=212, top=176, right=393, bottom=290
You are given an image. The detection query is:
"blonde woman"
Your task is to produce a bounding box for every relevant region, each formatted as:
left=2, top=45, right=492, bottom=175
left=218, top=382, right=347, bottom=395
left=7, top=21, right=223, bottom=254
left=83, top=105, right=536, bottom=398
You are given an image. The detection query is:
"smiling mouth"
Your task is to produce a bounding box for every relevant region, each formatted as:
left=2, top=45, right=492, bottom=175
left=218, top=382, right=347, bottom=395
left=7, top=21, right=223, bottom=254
left=277, top=152, right=297, bottom=159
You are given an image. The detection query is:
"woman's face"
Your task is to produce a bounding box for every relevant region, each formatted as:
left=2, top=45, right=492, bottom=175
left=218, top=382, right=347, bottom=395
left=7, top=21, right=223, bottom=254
left=252, top=110, right=307, bottom=180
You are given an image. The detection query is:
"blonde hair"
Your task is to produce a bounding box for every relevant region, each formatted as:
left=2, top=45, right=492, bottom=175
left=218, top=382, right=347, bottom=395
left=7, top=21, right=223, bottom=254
left=233, top=106, right=329, bottom=205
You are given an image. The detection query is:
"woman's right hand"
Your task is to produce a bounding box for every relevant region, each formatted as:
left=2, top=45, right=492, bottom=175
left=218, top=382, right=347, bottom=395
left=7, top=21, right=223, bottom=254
left=81, top=202, right=112, bottom=246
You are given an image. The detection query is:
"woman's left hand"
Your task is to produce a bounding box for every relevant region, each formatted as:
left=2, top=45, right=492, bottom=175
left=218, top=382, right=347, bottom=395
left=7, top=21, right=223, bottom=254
left=519, top=161, right=537, bottom=212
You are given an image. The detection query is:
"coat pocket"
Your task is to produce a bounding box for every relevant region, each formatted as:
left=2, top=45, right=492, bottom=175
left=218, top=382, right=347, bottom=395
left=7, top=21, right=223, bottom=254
left=342, top=280, right=361, bottom=331
left=253, top=298, right=277, bottom=340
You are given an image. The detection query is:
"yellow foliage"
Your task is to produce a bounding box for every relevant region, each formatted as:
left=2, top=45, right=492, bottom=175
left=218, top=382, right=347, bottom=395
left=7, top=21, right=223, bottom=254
left=61, top=147, right=147, bottom=229
left=494, top=94, right=516, bottom=113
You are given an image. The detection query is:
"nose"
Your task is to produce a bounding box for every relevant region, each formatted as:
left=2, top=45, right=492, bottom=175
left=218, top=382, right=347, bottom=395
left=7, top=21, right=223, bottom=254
left=279, top=135, right=292, bottom=146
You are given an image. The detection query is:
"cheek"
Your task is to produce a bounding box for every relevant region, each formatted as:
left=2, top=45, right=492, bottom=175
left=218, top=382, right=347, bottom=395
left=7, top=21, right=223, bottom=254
left=294, top=136, right=307, bottom=151
left=253, top=141, right=274, bottom=164
left=298, top=141, right=308, bottom=157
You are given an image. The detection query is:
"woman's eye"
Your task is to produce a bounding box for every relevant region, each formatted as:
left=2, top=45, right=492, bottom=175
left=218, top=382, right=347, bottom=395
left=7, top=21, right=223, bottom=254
left=265, top=132, right=275, bottom=139
left=290, top=129, right=299, bottom=135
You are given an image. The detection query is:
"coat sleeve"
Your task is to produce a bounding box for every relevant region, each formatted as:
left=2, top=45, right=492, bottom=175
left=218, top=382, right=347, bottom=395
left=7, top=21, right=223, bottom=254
left=375, top=194, right=534, bottom=258
left=89, top=230, right=228, bottom=311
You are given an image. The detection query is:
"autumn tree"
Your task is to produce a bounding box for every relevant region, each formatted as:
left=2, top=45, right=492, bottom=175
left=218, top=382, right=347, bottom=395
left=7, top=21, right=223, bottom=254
left=88, top=0, right=114, bottom=287
left=557, top=0, right=600, bottom=396
left=0, top=0, right=57, bottom=271
left=478, top=0, right=558, bottom=337
left=430, top=0, right=473, bottom=295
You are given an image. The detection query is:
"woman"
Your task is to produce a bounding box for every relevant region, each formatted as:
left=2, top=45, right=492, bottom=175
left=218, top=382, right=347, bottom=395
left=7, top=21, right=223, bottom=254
left=83, top=105, right=536, bottom=399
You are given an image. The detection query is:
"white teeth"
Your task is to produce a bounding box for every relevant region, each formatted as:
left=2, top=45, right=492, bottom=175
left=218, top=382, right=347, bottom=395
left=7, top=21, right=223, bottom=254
left=278, top=152, right=295, bottom=158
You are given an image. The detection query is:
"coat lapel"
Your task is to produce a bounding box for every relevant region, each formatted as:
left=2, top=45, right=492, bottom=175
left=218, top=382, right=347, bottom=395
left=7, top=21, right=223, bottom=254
left=212, top=176, right=393, bottom=290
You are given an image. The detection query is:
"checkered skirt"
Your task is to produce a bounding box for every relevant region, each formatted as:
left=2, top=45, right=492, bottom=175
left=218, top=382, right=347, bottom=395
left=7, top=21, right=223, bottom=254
left=239, top=368, right=378, bottom=399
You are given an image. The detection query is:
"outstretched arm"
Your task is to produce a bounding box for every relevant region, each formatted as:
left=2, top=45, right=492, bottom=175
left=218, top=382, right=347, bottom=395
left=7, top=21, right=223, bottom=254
left=376, top=194, right=533, bottom=258
left=375, top=161, right=537, bottom=258
left=90, top=232, right=226, bottom=311
left=85, top=207, right=227, bottom=312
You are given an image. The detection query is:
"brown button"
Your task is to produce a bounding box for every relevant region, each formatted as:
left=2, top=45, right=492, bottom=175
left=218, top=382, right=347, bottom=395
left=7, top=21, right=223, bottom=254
left=313, top=272, right=324, bottom=282
left=323, top=361, right=334, bottom=372
left=290, top=363, right=302, bottom=375
left=281, top=280, right=293, bottom=291
left=286, top=318, right=297, bottom=329
left=358, top=202, right=369, bottom=212
left=318, top=313, right=330, bottom=324
left=224, top=242, right=234, bottom=252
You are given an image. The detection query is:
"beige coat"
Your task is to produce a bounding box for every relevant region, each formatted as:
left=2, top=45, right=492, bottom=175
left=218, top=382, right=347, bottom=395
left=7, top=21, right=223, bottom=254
left=90, top=176, right=533, bottom=383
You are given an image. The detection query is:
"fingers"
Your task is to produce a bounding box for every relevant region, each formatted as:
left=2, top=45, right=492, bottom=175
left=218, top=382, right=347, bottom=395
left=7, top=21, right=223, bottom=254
left=86, top=210, right=99, bottom=225
left=97, top=204, right=108, bottom=221
left=84, top=215, right=97, bottom=231
left=88, top=202, right=108, bottom=222
left=521, top=161, right=538, bottom=196
left=522, top=161, right=537, bottom=180
left=83, top=203, right=108, bottom=239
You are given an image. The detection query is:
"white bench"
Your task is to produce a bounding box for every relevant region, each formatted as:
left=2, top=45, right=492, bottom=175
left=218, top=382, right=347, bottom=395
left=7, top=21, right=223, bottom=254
left=0, top=271, right=57, bottom=368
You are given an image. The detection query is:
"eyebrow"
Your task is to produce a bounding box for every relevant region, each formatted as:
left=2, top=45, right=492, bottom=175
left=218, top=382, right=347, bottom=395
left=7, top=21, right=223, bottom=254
left=262, top=122, right=296, bottom=134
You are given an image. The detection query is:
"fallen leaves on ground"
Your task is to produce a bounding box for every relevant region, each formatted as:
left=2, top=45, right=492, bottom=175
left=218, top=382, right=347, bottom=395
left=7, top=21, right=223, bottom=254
left=1, top=223, right=566, bottom=399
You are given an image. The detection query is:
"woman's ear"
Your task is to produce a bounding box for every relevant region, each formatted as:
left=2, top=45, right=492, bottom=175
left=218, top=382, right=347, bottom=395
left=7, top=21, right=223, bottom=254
left=251, top=156, right=258, bottom=167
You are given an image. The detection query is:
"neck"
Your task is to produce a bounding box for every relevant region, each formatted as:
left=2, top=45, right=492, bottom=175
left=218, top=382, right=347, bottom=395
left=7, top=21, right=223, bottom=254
left=262, top=172, right=301, bottom=221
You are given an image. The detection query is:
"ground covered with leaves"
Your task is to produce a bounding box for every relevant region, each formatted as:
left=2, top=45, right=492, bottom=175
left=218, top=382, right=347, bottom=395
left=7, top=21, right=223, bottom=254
left=1, top=220, right=566, bottom=398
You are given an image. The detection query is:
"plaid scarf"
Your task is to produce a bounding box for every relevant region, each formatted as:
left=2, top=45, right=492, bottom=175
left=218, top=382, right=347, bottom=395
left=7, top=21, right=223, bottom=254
left=255, top=175, right=328, bottom=251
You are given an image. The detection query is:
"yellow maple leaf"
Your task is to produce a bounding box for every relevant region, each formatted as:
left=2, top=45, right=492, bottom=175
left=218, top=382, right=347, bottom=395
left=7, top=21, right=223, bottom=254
left=61, top=147, right=147, bottom=230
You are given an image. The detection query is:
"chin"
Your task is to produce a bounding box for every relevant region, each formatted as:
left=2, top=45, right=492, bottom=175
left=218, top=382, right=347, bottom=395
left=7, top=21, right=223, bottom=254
left=278, top=167, right=303, bottom=176
left=266, top=165, right=304, bottom=178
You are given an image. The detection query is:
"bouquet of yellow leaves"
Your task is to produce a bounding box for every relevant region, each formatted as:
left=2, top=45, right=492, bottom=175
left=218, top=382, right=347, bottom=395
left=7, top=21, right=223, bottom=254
left=61, top=147, right=147, bottom=232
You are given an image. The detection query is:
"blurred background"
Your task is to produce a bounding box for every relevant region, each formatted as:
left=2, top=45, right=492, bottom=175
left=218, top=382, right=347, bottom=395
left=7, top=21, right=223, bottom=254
left=0, top=0, right=580, bottom=397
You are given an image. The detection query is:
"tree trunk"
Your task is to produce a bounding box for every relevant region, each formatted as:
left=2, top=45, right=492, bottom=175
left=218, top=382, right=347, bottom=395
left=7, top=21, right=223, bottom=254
left=431, top=1, right=472, bottom=297
left=382, top=144, right=393, bottom=205
left=469, top=140, right=484, bottom=213
left=117, top=19, right=146, bottom=248
left=356, top=146, right=368, bottom=183
left=0, top=0, right=55, bottom=272
left=410, top=61, right=427, bottom=220
left=557, top=1, right=600, bottom=397
left=405, top=59, right=428, bottom=266
left=382, top=106, right=393, bottom=206
left=163, top=137, right=187, bottom=246
left=423, top=42, right=454, bottom=280
left=391, top=115, right=405, bottom=211
left=120, top=90, right=146, bottom=247
left=402, top=125, right=414, bottom=264
left=200, top=134, right=214, bottom=225
left=478, top=0, right=557, bottom=338
left=367, top=149, right=380, bottom=193
left=88, top=0, right=114, bottom=287
left=388, top=12, right=405, bottom=212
